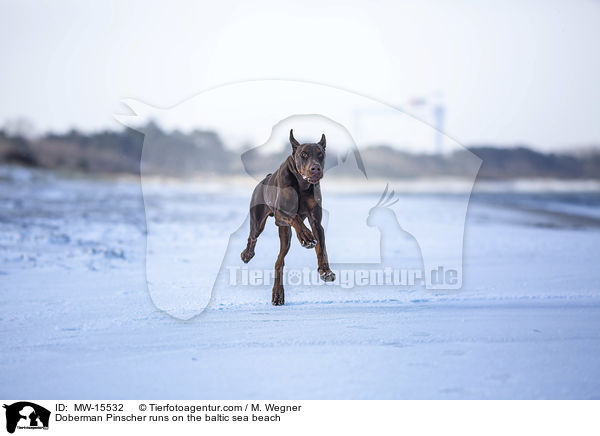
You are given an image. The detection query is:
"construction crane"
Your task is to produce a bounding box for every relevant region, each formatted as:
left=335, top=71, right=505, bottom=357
left=352, top=92, right=445, bottom=154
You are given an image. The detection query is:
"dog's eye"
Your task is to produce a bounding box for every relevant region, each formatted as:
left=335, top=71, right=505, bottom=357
left=301, top=152, right=308, bottom=159
left=318, top=153, right=323, bottom=159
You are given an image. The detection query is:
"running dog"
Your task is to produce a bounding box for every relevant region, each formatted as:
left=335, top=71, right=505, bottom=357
left=241, top=130, right=335, bottom=305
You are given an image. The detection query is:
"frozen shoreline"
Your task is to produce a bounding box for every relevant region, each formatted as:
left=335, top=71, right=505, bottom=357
left=1, top=166, right=599, bottom=398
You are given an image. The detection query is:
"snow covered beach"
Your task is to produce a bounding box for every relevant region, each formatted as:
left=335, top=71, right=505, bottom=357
left=1, top=166, right=599, bottom=399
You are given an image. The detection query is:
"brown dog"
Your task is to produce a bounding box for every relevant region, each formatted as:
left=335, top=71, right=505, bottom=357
left=241, top=129, right=335, bottom=305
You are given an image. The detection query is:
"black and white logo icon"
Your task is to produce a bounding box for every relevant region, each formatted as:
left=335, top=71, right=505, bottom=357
left=3, top=402, right=50, bottom=434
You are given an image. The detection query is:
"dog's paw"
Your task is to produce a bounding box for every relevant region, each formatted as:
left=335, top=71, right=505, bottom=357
left=300, top=237, right=317, bottom=249
left=241, top=248, right=254, bottom=263
left=319, top=269, right=336, bottom=282
left=272, top=287, right=285, bottom=306
left=296, top=227, right=317, bottom=249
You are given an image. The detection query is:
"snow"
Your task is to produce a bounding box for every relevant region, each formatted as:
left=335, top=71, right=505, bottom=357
left=1, top=166, right=599, bottom=399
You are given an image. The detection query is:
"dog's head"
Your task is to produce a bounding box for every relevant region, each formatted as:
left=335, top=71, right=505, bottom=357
left=289, top=129, right=326, bottom=184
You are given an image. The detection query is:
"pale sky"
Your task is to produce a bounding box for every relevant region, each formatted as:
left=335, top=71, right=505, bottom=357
left=1, top=0, right=599, bottom=150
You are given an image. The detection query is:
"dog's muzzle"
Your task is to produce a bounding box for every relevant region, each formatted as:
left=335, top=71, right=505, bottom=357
left=301, top=172, right=322, bottom=184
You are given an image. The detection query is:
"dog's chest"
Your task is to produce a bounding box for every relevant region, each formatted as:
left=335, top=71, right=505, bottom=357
left=298, top=194, right=318, bottom=216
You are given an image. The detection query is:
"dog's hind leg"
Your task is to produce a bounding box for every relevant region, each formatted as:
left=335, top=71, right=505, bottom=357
left=272, top=225, right=291, bottom=305
left=241, top=204, right=271, bottom=263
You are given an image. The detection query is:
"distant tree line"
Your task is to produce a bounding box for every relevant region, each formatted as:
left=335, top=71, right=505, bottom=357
left=0, top=124, right=599, bottom=179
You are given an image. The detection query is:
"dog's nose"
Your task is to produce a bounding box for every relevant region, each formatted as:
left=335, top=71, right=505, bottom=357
left=310, top=164, right=322, bottom=175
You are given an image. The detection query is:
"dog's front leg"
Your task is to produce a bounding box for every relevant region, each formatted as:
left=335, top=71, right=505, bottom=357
left=308, top=208, right=335, bottom=282
left=291, top=215, right=317, bottom=248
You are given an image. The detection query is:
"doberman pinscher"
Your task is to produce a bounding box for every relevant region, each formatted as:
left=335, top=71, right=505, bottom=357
left=241, top=129, right=335, bottom=305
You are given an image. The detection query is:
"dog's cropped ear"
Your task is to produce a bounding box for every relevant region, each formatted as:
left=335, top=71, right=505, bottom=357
left=290, top=129, right=300, bottom=154
left=318, top=134, right=326, bottom=150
